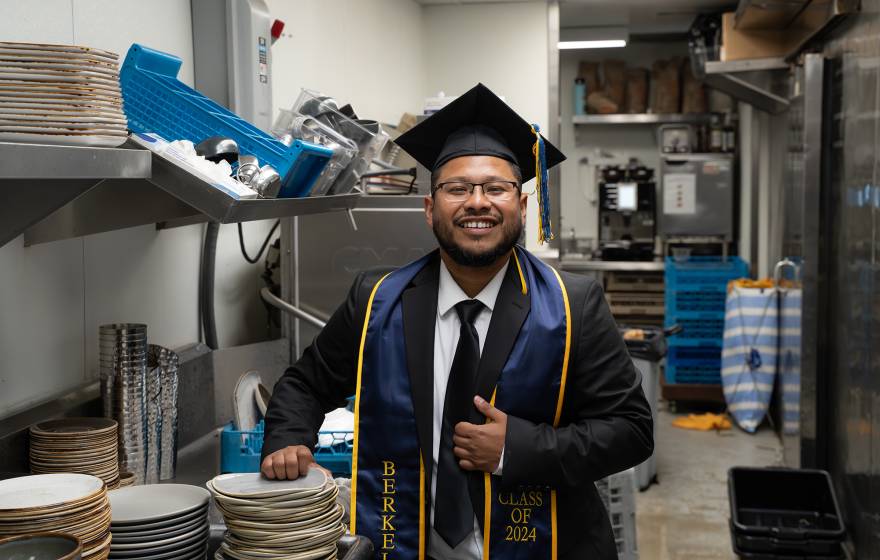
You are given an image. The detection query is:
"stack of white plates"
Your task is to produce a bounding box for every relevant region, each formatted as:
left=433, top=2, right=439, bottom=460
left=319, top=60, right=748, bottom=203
left=208, top=469, right=345, bottom=560
left=107, top=484, right=211, bottom=560
left=0, top=41, right=126, bottom=147
left=0, top=473, right=112, bottom=560
left=29, top=417, right=120, bottom=489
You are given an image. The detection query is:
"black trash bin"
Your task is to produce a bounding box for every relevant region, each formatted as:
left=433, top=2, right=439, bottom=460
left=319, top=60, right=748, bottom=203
left=728, top=467, right=846, bottom=559
left=619, top=325, right=679, bottom=490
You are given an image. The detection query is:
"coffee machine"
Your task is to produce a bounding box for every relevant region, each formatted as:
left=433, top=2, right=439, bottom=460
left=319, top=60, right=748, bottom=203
left=598, top=161, right=657, bottom=261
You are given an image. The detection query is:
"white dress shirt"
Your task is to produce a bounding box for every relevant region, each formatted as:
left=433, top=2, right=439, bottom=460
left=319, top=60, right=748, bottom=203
left=428, top=258, right=509, bottom=560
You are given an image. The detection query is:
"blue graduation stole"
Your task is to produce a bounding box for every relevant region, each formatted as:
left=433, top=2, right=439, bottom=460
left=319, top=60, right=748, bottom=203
left=350, top=246, right=572, bottom=560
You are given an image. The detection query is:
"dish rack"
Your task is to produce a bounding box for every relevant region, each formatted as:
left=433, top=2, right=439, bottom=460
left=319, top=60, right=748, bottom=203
left=119, top=43, right=333, bottom=198
left=220, top=421, right=353, bottom=477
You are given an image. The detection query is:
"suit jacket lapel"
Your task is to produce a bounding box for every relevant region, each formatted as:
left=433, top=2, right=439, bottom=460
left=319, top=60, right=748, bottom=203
left=401, top=253, right=439, bottom=476
left=471, top=258, right=530, bottom=420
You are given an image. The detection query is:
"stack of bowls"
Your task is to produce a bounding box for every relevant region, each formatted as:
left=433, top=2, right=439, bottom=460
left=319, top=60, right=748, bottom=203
left=29, top=418, right=120, bottom=489
left=99, top=323, right=147, bottom=485
left=107, top=484, right=210, bottom=560
left=0, top=532, right=82, bottom=560
left=0, top=474, right=112, bottom=560
left=116, top=472, right=135, bottom=489
left=208, top=469, right=345, bottom=560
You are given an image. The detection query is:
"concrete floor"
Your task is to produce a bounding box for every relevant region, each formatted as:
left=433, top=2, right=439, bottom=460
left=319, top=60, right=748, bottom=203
left=635, top=403, right=783, bottom=560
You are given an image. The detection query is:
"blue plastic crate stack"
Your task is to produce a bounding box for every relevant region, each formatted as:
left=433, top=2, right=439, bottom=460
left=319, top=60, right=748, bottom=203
left=664, top=256, right=748, bottom=384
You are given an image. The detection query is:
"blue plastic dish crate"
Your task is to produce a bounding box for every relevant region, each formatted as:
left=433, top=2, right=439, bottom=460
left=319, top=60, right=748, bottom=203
left=220, top=421, right=353, bottom=477
left=666, top=345, right=723, bottom=384
left=664, top=256, right=748, bottom=384
left=120, top=43, right=333, bottom=198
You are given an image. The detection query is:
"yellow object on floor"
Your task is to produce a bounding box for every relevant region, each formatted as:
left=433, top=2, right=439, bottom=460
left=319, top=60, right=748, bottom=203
left=672, top=413, right=732, bottom=431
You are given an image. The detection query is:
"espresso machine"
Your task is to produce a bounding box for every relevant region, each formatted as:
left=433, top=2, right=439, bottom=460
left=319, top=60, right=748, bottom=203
left=598, top=162, right=657, bottom=261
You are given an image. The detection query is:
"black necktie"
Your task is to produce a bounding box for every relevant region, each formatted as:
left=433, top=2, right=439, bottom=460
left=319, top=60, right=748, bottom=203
left=435, top=299, right=484, bottom=548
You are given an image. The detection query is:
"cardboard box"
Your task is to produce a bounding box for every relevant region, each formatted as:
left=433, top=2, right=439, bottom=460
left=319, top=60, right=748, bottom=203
left=720, top=11, right=810, bottom=61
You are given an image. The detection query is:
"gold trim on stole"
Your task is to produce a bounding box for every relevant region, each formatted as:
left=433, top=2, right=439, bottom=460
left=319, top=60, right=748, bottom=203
left=483, top=257, right=572, bottom=560
left=350, top=273, right=391, bottom=535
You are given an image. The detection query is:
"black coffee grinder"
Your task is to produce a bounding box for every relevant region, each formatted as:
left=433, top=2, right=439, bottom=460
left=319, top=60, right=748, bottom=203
left=598, top=161, right=657, bottom=261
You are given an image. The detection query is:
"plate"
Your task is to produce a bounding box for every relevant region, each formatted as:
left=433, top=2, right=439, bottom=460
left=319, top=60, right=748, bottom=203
left=219, top=542, right=336, bottom=560
left=0, top=473, right=104, bottom=510
left=0, top=119, right=126, bottom=131
left=0, top=109, right=125, bottom=122
left=0, top=55, right=116, bottom=68
left=0, top=98, right=122, bottom=110
left=0, top=132, right=127, bottom=147
left=224, top=504, right=343, bottom=533
left=110, top=536, right=208, bottom=560
left=208, top=479, right=336, bottom=507
left=0, top=42, right=118, bottom=61
left=31, top=417, right=117, bottom=435
left=111, top=513, right=207, bottom=542
left=0, top=90, right=121, bottom=103
left=209, top=469, right=327, bottom=499
left=234, top=371, right=262, bottom=432
left=110, top=504, right=208, bottom=533
left=0, top=69, right=119, bottom=87
left=109, top=484, right=210, bottom=524
left=110, top=521, right=209, bottom=551
left=0, top=81, right=121, bottom=95
left=0, top=61, right=118, bottom=76
left=0, top=125, right=126, bottom=136
left=256, top=384, right=271, bottom=417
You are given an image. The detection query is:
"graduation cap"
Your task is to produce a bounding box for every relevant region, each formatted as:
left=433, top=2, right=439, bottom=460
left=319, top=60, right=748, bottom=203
left=394, top=83, right=566, bottom=243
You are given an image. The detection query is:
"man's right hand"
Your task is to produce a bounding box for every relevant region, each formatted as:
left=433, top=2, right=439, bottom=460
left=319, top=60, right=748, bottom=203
left=261, top=445, right=315, bottom=480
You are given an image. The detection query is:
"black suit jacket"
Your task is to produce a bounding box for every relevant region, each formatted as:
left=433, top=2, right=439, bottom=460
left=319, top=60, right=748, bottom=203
left=263, top=252, right=654, bottom=559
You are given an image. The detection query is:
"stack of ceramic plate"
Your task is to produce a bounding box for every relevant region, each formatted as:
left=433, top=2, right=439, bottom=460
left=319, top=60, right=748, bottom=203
left=0, top=473, right=112, bottom=560
left=99, top=323, right=148, bottom=485
left=29, top=418, right=120, bottom=489
left=208, top=469, right=345, bottom=560
left=108, top=484, right=210, bottom=560
left=0, top=41, right=127, bottom=147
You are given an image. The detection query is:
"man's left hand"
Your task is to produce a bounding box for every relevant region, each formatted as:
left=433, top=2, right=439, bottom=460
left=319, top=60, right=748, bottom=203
left=453, top=396, right=507, bottom=472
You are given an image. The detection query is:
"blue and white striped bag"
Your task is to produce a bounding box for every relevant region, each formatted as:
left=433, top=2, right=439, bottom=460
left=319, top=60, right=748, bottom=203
left=779, top=289, right=802, bottom=435
left=721, top=287, right=780, bottom=432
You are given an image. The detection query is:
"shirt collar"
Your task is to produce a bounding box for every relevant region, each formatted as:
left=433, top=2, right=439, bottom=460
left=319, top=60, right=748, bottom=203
left=437, top=256, right=510, bottom=317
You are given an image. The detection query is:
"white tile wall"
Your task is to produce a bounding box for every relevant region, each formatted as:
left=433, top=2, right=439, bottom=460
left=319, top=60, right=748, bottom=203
left=0, top=0, right=550, bottom=418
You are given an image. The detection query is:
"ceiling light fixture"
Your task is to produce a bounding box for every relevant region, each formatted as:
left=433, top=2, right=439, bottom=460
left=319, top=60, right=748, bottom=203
left=558, top=26, right=628, bottom=50
left=558, top=39, right=627, bottom=50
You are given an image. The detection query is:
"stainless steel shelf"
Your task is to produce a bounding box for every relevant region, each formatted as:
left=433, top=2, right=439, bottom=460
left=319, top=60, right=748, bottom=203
left=1, top=139, right=362, bottom=247
left=704, top=59, right=788, bottom=73
left=0, top=142, right=152, bottom=247
left=699, top=58, right=791, bottom=114
left=572, top=114, right=713, bottom=125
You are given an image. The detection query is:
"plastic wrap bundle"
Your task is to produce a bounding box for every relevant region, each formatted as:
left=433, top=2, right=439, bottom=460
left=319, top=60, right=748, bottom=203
left=99, top=323, right=148, bottom=485
left=148, top=344, right=180, bottom=481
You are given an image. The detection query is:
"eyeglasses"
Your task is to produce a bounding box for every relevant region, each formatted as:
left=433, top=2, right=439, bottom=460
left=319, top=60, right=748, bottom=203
left=433, top=181, right=520, bottom=202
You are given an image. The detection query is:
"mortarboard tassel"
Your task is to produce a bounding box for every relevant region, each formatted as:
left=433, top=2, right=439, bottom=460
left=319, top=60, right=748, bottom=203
left=530, top=124, right=553, bottom=244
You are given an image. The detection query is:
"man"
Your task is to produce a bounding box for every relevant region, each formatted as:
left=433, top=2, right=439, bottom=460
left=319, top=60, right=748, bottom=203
left=262, top=83, right=653, bottom=560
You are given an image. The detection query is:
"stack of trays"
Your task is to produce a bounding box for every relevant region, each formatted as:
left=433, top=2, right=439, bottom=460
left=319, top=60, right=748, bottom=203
left=29, top=417, right=120, bottom=489
left=0, top=473, right=112, bottom=560
left=208, top=469, right=345, bottom=560
left=108, top=484, right=211, bottom=560
left=0, top=41, right=127, bottom=147
left=99, top=323, right=148, bottom=485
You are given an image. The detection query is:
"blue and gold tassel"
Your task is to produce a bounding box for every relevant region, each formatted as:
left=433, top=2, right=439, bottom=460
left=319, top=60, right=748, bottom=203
left=530, top=123, right=553, bottom=244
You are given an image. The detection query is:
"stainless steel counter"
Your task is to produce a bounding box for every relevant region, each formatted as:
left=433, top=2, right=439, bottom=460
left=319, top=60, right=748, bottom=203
left=559, top=258, right=666, bottom=272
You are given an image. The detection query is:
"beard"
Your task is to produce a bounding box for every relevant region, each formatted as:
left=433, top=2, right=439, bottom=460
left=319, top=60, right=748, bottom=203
left=433, top=211, right=523, bottom=267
